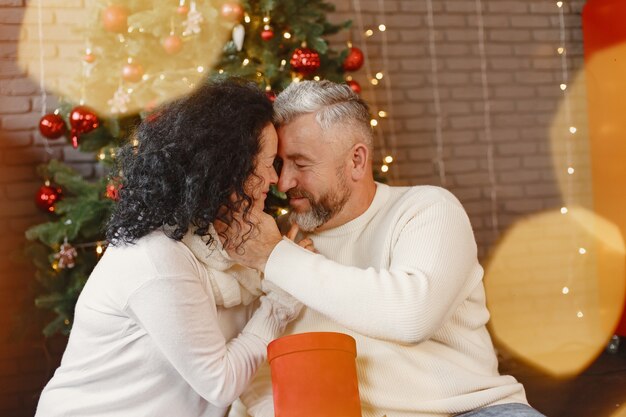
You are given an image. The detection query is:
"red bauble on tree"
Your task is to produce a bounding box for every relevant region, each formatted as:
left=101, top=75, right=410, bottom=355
left=343, top=46, right=364, bottom=72
left=122, top=62, right=144, bottom=83
left=290, top=47, right=321, bottom=75
left=82, top=53, right=96, bottom=64
left=163, top=35, right=183, bottom=55
left=39, top=114, right=66, bottom=139
left=35, top=184, right=62, bottom=213
left=105, top=182, right=121, bottom=201
left=221, top=2, right=244, bottom=21
left=261, top=26, right=275, bottom=41
left=102, top=5, right=129, bottom=33
left=265, top=88, right=276, bottom=102
left=69, top=106, right=99, bottom=148
left=347, top=79, right=361, bottom=94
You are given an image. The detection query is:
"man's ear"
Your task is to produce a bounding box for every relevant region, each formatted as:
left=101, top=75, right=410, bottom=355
left=350, top=143, right=369, bottom=181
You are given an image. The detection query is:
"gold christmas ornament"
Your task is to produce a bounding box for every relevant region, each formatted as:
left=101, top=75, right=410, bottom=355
left=18, top=0, right=239, bottom=116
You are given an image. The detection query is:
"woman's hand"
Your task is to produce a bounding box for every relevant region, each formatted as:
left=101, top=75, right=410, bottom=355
left=216, top=207, right=282, bottom=272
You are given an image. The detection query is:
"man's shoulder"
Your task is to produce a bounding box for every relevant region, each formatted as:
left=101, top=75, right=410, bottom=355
left=387, top=184, right=462, bottom=208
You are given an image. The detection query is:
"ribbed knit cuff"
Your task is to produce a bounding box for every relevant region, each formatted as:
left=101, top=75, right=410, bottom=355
left=242, top=297, right=282, bottom=345
left=242, top=279, right=303, bottom=344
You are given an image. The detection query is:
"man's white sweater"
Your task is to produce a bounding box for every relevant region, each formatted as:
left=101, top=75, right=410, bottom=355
left=241, top=183, right=528, bottom=417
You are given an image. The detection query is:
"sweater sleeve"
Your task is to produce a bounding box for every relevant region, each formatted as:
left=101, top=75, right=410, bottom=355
left=264, top=199, right=483, bottom=344
left=124, top=275, right=289, bottom=408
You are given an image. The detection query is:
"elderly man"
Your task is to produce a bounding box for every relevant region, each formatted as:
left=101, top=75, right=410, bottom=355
left=225, top=80, right=544, bottom=417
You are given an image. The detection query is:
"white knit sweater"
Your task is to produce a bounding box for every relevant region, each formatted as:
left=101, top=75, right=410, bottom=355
left=36, top=231, right=296, bottom=417
left=238, top=183, right=528, bottom=417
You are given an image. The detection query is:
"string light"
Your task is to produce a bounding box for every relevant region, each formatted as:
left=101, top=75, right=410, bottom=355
left=381, top=164, right=389, bottom=173
left=426, top=0, right=446, bottom=185
left=263, top=16, right=270, bottom=23
left=313, top=76, right=320, bottom=81
left=283, top=32, right=291, bottom=39
left=197, top=66, right=204, bottom=73
left=556, top=2, right=586, bottom=319
left=370, top=119, right=378, bottom=127
left=378, top=111, right=387, bottom=118
left=96, top=243, right=104, bottom=255
left=98, top=152, right=106, bottom=160
left=353, top=0, right=389, bottom=168
left=36, top=0, right=54, bottom=160
left=475, top=0, right=498, bottom=236
left=375, top=72, right=384, bottom=80
left=384, top=155, right=393, bottom=164
left=279, top=208, right=289, bottom=215
left=244, top=14, right=251, bottom=23
left=365, top=29, right=374, bottom=37
left=378, top=24, right=386, bottom=32
left=242, top=58, right=250, bottom=66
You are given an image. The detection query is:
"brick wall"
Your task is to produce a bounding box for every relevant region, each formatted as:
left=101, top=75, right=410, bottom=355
left=0, top=0, right=589, bottom=415
left=331, top=0, right=589, bottom=258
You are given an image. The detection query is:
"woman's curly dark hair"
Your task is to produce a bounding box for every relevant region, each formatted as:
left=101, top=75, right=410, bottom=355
left=106, top=78, right=274, bottom=247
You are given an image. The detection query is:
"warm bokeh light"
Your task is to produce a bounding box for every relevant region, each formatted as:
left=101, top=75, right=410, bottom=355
left=18, top=0, right=235, bottom=116
left=485, top=207, right=625, bottom=378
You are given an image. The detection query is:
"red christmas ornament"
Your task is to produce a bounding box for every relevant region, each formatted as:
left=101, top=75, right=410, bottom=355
left=265, top=89, right=276, bottom=102
left=122, top=62, right=145, bottom=83
left=290, top=48, right=321, bottom=74
left=177, top=5, right=189, bottom=14
left=163, top=35, right=183, bottom=55
left=105, top=182, right=121, bottom=201
left=82, top=53, right=96, bottom=64
left=69, top=106, right=99, bottom=148
left=39, top=114, right=66, bottom=139
left=35, top=184, right=62, bottom=213
left=102, top=5, right=129, bottom=33
left=347, top=79, right=362, bottom=94
left=221, top=2, right=244, bottom=21
left=261, top=26, right=275, bottom=41
left=343, top=47, right=364, bottom=72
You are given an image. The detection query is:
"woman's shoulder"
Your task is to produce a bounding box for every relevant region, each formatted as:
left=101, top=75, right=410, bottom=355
left=106, top=230, right=201, bottom=279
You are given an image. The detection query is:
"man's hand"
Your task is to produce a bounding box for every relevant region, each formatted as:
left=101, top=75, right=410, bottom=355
left=286, top=223, right=317, bottom=253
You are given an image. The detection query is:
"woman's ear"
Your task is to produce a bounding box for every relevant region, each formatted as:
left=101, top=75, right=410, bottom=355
left=350, top=143, right=369, bottom=181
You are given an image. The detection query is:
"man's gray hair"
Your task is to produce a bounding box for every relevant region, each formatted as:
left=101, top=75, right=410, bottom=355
left=273, top=80, right=374, bottom=150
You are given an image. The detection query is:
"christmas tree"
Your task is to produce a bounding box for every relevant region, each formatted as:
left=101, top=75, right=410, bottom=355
left=25, top=0, right=363, bottom=337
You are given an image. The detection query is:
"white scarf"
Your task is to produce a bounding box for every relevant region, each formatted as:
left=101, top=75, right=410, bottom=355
left=181, top=226, right=262, bottom=308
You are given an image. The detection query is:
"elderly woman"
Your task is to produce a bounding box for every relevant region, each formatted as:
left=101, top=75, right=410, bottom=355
left=36, top=79, right=301, bottom=417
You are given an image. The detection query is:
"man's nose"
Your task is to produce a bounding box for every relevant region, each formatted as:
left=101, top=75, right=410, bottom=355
left=269, top=165, right=279, bottom=185
left=277, top=167, right=296, bottom=193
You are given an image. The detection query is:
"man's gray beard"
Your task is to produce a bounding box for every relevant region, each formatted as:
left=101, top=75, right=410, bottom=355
left=289, top=205, right=330, bottom=232
left=288, top=181, right=351, bottom=233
